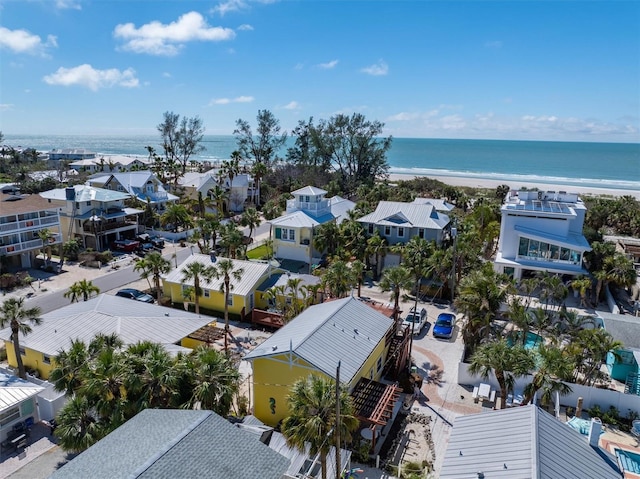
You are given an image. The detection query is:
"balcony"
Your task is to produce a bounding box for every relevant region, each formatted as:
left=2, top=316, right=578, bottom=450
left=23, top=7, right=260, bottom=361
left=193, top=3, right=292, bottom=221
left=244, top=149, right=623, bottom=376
left=82, top=220, right=137, bottom=234
left=0, top=214, right=60, bottom=233
left=285, top=199, right=330, bottom=217
left=143, top=191, right=168, bottom=202
left=0, top=234, right=61, bottom=256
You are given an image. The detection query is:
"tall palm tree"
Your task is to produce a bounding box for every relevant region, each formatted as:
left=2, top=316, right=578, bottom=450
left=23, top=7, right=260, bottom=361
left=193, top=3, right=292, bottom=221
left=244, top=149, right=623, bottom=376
left=64, top=279, right=100, bottom=303
left=469, top=340, right=535, bottom=409
left=220, top=222, right=244, bottom=258
left=365, top=231, right=387, bottom=279
left=251, top=160, right=268, bottom=206
left=313, top=221, right=341, bottom=259
left=134, top=252, right=173, bottom=303
left=379, top=265, right=413, bottom=324
left=160, top=203, right=192, bottom=233
left=180, top=260, right=217, bottom=315
left=0, top=297, right=42, bottom=379
left=240, top=207, right=261, bottom=240
left=521, top=344, right=573, bottom=407
left=37, top=228, right=53, bottom=266
left=49, top=339, right=92, bottom=395
left=321, top=260, right=356, bottom=299
left=208, top=184, right=228, bottom=216
left=281, top=374, right=359, bottom=479
left=54, top=395, right=104, bottom=453
left=211, top=258, right=244, bottom=353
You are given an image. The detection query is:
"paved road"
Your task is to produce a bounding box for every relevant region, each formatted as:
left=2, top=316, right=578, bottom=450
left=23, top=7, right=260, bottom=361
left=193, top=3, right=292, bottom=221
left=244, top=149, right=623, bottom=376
left=25, top=247, right=193, bottom=314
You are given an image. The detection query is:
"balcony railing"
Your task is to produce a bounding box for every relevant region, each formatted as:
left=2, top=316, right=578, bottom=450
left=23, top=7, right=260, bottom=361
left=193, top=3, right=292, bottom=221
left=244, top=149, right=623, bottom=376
left=0, top=234, right=61, bottom=255
left=0, top=214, right=60, bottom=233
left=82, top=220, right=137, bottom=234
left=285, top=199, right=330, bottom=216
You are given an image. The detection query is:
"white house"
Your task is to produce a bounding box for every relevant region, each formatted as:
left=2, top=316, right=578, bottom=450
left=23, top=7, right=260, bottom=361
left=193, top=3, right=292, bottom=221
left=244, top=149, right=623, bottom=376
left=69, top=155, right=151, bottom=174
left=494, top=189, right=591, bottom=280
left=269, top=186, right=355, bottom=264
left=87, top=171, right=178, bottom=212
left=178, top=170, right=257, bottom=213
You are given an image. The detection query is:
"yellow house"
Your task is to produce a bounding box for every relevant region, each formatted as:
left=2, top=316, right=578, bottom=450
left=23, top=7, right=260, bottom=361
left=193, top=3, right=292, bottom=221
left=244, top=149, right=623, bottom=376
left=0, top=294, right=212, bottom=379
left=163, top=254, right=277, bottom=319
left=244, top=296, right=400, bottom=427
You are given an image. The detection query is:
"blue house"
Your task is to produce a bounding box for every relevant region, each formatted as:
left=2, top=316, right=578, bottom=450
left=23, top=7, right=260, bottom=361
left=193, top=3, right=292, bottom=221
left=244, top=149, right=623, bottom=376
left=600, top=312, right=640, bottom=395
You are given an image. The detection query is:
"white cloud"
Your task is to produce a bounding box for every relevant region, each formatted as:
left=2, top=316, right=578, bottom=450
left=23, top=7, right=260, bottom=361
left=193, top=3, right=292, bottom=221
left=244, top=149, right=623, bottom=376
left=0, top=104, right=13, bottom=111
left=283, top=101, right=300, bottom=110
left=386, top=112, right=420, bottom=122
left=162, top=72, right=172, bottom=78
left=0, top=27, right=57, bottom=56
left=210, top=95, right=254, bottom=105
left=361, top=60, right=388, bottom=76
left=484, top=40, right=503, bottom=48
left=238, top=24, right=254, bottom=31
left=294, top=63, right=304, bottom=70
left=113, top=11, right=235, bottom=56
left=55, top=0, right=82, bottom=10
left=43, top=64, right=139, bottom=91
left=317, top=59, right=338, bottom=69
left=211, top=0, right=248, bottom=16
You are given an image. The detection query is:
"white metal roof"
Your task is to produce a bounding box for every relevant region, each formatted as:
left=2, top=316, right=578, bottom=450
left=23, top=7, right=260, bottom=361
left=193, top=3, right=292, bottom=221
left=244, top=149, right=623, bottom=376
left=292, top=185, right=327, bottom=196
left=0, top=370, right=44, bottom=413
left=245, top=296, right=394, bottom=385
left=40, top=185, right=130, bottom=203
left=163, top=254, right=271, bottom=297
left=411, top=197, right=455, bottom=212
left=0, top=295, right=213, bottom=357
left=440, top=405, right=621, bottom=478
left=357, top=201, right=450, bottom=230
left=269, top=210, right=321, bottom=228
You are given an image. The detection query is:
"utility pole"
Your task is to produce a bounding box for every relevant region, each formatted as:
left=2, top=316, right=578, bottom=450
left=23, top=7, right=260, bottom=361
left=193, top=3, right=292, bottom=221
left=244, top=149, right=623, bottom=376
left=450, top=221, right=458, bottom=303
left=335, top=361, right=341, bottom=479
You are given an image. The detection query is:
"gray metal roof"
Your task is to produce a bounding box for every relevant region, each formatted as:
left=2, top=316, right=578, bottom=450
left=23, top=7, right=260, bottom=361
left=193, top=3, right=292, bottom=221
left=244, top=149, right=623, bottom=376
left=328, top=196, right=356, bottom=224
left=50, top=409, right=290, bottom=479
left=40, top=184, right=130, bottom=203
left=269, top=210, right=320, bottom=228
left=357, top=201, right=449, bottom=230
left=599, top=312, right=640, bottom=350
left=256, top=272, right=321, bottom=293
left=0, top=295, right=212, bottom=356
left=411, top=197, right=455, bottom=212
left=440, top=405, right=621, bottom=479
left=244, top=296, right=394, bottom=385
left=163, top=254, right=271, bottom=297
left=0, top=370, right=44, bottom=413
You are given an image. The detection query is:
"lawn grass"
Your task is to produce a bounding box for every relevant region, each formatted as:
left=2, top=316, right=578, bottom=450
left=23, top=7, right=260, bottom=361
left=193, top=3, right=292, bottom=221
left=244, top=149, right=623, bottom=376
left=247, top=244, right=270, bottom=260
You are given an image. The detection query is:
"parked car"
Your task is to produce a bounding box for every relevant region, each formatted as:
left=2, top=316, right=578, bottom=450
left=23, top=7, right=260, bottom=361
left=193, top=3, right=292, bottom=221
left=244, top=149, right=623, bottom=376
left=433, top=312, right=456, bottom=339
left=115, top=288, right=155, bottom=303
left=112, top=239, right=140, bottom=252
left=136, top=241, right=154, bottom=255
left=402, top=307, right=428, bottom=335
left=136, top=233, right=165, bottom=249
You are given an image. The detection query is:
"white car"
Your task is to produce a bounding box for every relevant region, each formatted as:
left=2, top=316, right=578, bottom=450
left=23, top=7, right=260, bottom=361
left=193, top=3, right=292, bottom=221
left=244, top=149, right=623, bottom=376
left=402, top=307, right=428, bottom=335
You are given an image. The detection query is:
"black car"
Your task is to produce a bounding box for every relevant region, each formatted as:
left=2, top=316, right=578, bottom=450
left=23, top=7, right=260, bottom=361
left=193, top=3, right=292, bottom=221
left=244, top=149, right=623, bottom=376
left=136, top=233, right=165, bottom=249
left=115, top=288, right=155, bottom=303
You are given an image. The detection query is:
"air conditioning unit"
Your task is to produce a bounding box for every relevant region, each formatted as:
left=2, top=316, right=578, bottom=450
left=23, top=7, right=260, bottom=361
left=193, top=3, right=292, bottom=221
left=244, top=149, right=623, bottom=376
left=301, top=239, right=310, bottom=245
left=537, top=191, right=544, bottom=200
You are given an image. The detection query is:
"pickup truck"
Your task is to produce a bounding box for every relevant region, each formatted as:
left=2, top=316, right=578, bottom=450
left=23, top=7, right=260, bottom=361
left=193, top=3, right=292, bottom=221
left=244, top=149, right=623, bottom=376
left=112, top=239, right=140, bottom=252
left=136, top=233, right=165, bottom=249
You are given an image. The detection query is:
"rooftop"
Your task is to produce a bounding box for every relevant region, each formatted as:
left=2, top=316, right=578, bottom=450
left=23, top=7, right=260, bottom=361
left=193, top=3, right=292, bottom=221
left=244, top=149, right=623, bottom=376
left=0, top=194, right=60, bottom=216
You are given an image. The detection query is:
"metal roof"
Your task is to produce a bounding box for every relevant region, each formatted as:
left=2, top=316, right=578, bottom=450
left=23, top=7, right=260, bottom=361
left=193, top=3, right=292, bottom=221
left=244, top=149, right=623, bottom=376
left=163, top=254, right=271, bottom=297
left=440, top=405, right=621, bottom=479
left=245, top=296, right=394, bottom=385
left=514, top=225, right=591, bottom=251
left=357, top=201, right=450, bottom=230
left=0, top=370, right=44, bottom=413
left=256, top=272, right=321, bottom=293
left=269, top=210, right=321, bottom=228
left=599, top=311, right=640, bottom=350
left=411, top=197, right=455, bottom=212
left=50, top=409, right=290, bottom=479
left=292, top=185, right=327, bottom=196
left=0, top=295, right=212, bottom=356
left=40, top=185, right=130, bottom=203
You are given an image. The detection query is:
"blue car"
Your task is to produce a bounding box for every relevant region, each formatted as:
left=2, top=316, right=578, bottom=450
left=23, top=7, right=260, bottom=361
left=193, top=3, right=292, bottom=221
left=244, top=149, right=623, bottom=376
left=433, top=313, right=455, bottom=339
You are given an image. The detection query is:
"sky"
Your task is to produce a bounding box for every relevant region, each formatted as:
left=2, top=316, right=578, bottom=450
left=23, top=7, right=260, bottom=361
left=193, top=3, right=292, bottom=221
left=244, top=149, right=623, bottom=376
left=1, top=0, right=639, bottom=142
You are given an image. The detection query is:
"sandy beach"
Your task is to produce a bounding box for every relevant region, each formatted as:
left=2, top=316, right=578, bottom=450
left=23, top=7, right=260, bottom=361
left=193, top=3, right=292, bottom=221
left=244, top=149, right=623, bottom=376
left=387, top=173, right=640, bottom=200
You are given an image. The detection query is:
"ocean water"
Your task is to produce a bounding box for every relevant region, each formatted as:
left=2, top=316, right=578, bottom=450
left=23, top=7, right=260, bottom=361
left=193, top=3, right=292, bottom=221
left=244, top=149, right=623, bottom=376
left=4, top=134, right=639, bottom=191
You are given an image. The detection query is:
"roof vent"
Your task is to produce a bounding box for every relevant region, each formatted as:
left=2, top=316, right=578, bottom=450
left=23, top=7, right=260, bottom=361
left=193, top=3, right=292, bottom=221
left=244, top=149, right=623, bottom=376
left=354, top=329, right=359, bottom=334
left=272, top=346, right=278, bottom=351
left=164, top=313, right=169, bottom=317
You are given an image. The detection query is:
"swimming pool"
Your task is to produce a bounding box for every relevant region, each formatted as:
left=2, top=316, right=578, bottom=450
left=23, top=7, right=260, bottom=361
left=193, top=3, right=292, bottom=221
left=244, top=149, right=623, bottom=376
left=615, top=448, right=640, bottom=474
left=508, top=331, right=544, bottom=350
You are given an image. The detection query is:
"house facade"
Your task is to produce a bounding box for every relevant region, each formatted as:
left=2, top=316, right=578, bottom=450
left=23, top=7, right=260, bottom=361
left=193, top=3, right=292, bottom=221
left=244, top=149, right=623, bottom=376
left=162, top=254, right=277, bottom=319
left=87, top=171, right=178, bottom=212
left=0, top=370, right=44, bottom=443
left=178, top=170, right=257, bottom=213
left=40, top=185, right=141, bottom=251
left=48, top=148, right=96, bottom=161
left=269, top=186, right=355, bottom=264
left=244, top=296, right=397, bottom=427
left=599, top=312, right=640, bottom=395
left=69, top=155, right=151, bottom=174
left=0, top=295, right=212, bottom=380
left=494, top=190, right=591, bottom=280
left=0, top=194, right=62, bottom=270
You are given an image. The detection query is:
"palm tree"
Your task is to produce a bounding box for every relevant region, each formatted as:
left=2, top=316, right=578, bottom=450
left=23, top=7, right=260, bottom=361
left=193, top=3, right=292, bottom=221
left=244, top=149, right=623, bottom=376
left=379, top=265, right=413, bottom=324
left=208, top=184, right=228, bottom=216
left=64, top=279, right=100, bottom=303
left=349, top=260, right=367, bottom=298
left=49, top=339, right=92, bottom=395
left=0, top=298, right=42, bottom=379
left=124, top=341, right=178, bottom=410
left=160, top=203, right=192, bottom=233
left=37, top=228, right=53, bottom=266
left=220, top=222, right=244, bottom=258
left=180, top=260, right=217, bottom=315
left=211, top=258, right=244, bottom=353
left=251, top=161, right=268, bottom=206
left=469, top=340, right=535, bottom=409
left=240, top=207, right=261, bottom=240
left=281, top=375, right=359, bottom=479
left=321, top=260, right=356, bottom=299
left=521, top=344, right=573, bottom=407
left=365, top=231, right=387, bottom=279
left=568, top=328, right=623, bottom=386
left=54, top=395, right=104, bottom=453
left=570, top=276, right=592, bottom=308
left=313, top=221, right=341, bottom=259
left=134, top=252, right=172, bottom=303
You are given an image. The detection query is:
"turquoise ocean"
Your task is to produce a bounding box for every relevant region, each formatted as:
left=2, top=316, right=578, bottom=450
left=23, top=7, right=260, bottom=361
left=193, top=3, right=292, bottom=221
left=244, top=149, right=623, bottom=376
left=4, top=134, right=639, bottom=192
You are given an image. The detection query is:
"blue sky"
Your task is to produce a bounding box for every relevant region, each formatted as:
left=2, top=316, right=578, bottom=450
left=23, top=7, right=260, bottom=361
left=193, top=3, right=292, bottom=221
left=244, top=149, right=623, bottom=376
left=1, top=0, right=639, bottom=142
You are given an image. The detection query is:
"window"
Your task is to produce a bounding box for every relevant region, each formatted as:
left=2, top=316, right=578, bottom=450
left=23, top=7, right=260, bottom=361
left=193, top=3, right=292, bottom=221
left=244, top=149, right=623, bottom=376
left=418, top=228, right=424, bottom=239
left=226, top=295, right=233, bottom=306
left=369, top=368, right=374, bottom=379
left=398, top=227, right=404, bottom=238
left=289, top=229, right=295, bottom=241
left=281, top=229, right=288, bottom=240
left=203, top=289, right=210, bottom=298
left=376, top=357, right=383, bottom=372
left=368, top=224, right=374, bottom=234
left=0, top=407, right=19, bottom=426
left=86, top=201, right=91, bottom=206
left=384, top=226, right=391, bottom=236
left=117, top=185, right=124, bottom=192
left=43, top=354, right=51, bottom=365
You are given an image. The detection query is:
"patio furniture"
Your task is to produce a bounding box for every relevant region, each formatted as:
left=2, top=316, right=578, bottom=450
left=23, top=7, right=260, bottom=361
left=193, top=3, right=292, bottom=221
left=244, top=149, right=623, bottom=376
left=478, top=383, right=491, bottom=400
left=472, top=386, right=479, bottom=402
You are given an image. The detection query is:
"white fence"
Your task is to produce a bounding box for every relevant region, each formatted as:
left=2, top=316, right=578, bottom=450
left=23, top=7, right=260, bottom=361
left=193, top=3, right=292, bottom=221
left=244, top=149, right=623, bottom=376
left=458, top=362, right=640, bottom=415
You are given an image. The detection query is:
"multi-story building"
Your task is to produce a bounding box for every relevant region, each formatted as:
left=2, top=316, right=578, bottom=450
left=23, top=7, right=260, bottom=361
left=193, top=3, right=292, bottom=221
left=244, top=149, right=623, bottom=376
left=0, top=193, right=62, bottom=270
left=269, top=186, right=355, bottom=264
left=494, top=189, right=591, bottom=280
left=178, top=170, right=258, bottom=213
left=40, top=185, right=140, bottom=251
left=87, top=171, right=178, bottom=212
left=68, top=154, right=151, bottom=174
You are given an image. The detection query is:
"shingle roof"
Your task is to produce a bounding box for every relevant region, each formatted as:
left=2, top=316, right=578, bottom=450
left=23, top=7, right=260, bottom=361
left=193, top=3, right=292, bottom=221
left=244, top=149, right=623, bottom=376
left=0, top=371, right=44, bottom=414
left=440, top=405, right=621, bottom=479
left=357, top=201, right=449, bottom=230
left=599, top=312, right=640, bottom=350
left=0, top=194, right=59, bottom=216
left=0, top=295, right=212, bottom=356
left=163, top=254, right=271, bottom=297
left=50, top=409, right=290, bottom=479
left=245, top=296, right=394, bottom=384
left=40, top=185, right=130, bottom=203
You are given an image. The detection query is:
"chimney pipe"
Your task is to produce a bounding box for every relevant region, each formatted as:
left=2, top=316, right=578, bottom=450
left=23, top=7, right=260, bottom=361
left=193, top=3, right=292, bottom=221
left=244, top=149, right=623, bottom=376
left=588, top=417, right=602, bottom=447
left=576, top=397, right=583, bottom=418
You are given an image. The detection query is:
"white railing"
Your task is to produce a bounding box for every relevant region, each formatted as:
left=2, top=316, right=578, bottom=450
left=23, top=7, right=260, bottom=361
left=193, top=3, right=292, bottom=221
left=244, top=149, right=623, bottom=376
left=0, top=215, right=60, bottom=233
